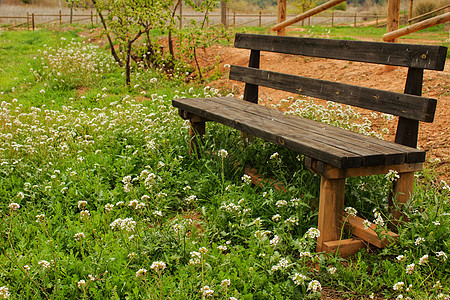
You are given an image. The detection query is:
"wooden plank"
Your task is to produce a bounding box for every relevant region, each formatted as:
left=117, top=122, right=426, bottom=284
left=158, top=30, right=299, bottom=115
left=390, top=171, right=414, bottom=222
left=176, top=97, right=386, bottom=167
left=244, top=167, right=286, bottom=191
left=208, top=97, right=425, bottom=165
left=276, top=0, right=287, bottom=36
left=173, top=97, right=363, bottom=168
left=271, top=0, right=346, bottom=32
left=243, top=50, right=260, bottom=104
left=209, top=97, right=408, bottom=166
left=386, top=0, right=400, bottom=43
left=173, top=97, right=427, bottom=167
left=384, top=12, right=450, bottom=42
left=345, top=214, right=399, bottom=248
left=395, top=68, right=423, bottom=148
left=322, top=238, right=366, bottom=257
left=229, top=65, right=437, bottom=122
left=306, top=158, right=423, bottom=179
left=188, top=119, right=205, bottom=157
left=317, top=176, right=346, bottom=252
left=234, top=33, right=447, bottom=71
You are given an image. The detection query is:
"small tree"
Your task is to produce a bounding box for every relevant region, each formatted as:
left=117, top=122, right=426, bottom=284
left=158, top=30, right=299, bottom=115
left=177, top=0, right=231, bottom=82
left=67, top=0, right=175, bottom=86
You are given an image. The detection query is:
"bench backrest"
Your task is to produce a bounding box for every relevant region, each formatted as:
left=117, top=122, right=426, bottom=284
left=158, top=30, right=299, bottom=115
left=229, top=33, right=447, bottom=148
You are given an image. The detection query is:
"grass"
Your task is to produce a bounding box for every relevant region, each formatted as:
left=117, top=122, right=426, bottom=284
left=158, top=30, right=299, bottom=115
left=0, top=27, right=449, bottom=299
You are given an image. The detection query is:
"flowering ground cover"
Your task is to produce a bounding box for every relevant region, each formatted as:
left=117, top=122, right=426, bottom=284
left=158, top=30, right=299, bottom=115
left=0, top=29, right=449, bottom=299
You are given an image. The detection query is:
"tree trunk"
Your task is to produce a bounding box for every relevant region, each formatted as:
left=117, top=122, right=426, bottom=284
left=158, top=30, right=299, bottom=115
left=92, top=0, right=123, bottom=66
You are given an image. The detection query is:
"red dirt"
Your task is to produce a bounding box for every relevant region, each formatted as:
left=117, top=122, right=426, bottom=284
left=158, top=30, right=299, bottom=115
left=195, top=43, right=450, bottom=182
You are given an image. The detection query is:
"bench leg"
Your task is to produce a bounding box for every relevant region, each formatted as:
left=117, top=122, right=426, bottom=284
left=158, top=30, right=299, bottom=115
left=316, top=176, right=345, bottom=252
left=390, top=171, right=414, bottom=222
left=189, top=120, right=205, bottom=157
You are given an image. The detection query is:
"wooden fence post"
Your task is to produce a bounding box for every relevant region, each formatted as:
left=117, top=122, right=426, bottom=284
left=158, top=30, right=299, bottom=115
left=91, top=10, right=94, bottom=25
left=308, top=17, right=310, bottom=26
left=59, top=10, right=62, bottom=25
left=354, top=12, right=356, bottom=27
left=331, top=11, right=334, bottom=27
left=277, top=0, right=287, bottom=36
left=233, top=11, right=236, bottom=28
left=376, top=14, right=379, bottom=27
left=32, top=13, right=35, bottom=31
left=259, top=11, right=262, bottom=27
left=409, top=0, right=413, bottom=25
left=27, top=12, right=30, bottom=30
left=70, top=5, right=73, bottom=24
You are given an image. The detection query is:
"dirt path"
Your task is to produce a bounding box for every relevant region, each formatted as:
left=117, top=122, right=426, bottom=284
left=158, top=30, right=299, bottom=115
left=196, top=44, right=450, bottom=182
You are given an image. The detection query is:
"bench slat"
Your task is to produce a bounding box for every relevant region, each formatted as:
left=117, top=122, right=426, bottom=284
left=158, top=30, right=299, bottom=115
left=234, top=33, right=447, bottom=71
left=230, top=65, right=436, bottom=122
left=208, top=96, right=423, bottom=165
left=173, top=97, right=425, bottom=168
left=175, top=97, right=362, bottom=168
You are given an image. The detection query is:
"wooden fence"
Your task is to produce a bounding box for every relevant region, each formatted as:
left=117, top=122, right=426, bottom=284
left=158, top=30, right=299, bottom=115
left=0, top=10, right=404, bottom=31
left=0, top=10, right=97, bottom=30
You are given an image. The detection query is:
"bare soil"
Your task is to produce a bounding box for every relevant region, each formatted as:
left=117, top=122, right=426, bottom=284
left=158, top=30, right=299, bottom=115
left=194, top=43, right=450, bottom=182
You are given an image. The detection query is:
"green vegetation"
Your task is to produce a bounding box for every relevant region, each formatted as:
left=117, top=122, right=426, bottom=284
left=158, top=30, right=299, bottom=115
left=0, top=27, right=449, bottom=299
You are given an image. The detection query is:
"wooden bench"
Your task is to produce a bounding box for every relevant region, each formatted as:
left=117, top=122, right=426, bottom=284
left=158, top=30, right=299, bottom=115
left=172, top=33, right=447, bottom=256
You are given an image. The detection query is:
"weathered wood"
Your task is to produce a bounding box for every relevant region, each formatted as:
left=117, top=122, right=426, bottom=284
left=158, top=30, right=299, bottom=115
left=322, top=238, right=366, bottom=257
left=317, top=176, right=345, bottom=252
left=305, top=158, right=423, bottom=179
left=408, top=4, right=450, bottom=24
left=208, top=96, right=423, bottom=165
left=390, top=171, right=414, bottom=221
left=276, top=0, right=287, bottom=36
left=386, top=0, right=400, bottom=43
left=230, top=65, right=437, bottom=122
left=384, top=12, right=450, bottom=42
left=173, top=97, right=427, bottom=168
left=174, top=98, right=362, bottom=168
left=243, top=50, right=260, bottom=104
left=245, top=167, right=286, bottom=191
left=234, top=33, right=447, bottom=71
left=344, top=214, right=399, bottom=248
left=271, top=0, right=346, bottom=32
left=188, top=120, right=205, bottom=157
left=395, top=68, right=423, bottom=148
left=206, top=97, right=425, bottom=165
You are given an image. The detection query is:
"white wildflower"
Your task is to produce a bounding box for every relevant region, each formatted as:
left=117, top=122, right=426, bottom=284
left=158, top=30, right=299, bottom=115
left=306, top=228, right=320, bottom=239
left=344, top=206, right=357, bottom=217
left=293, top=273, right=307, bottom=285
left=218, top=149, right=228, bottom=158
left=419, top=254, right=429, bottom=265
left=405, top=263, right=415, bottom=275
left=150, top=261, right=166, bottom=272
left=328, top=267, right=337, bottom=275
left=415, top=237, right=425, bottom=245
left=242, top=174, right=252, bottom=185
left=136, top=268, right=147, bottom=277
left=393, top=281, right=404, bottom=290
left=307, top=280, right=322, bottom=292
left=201, top=286, right=214, bottom=297
left=8, top=203, right=20, bottom=211
left=270, top=152, right=279, bottom=160
left=77, top=280, right=86, bottom=289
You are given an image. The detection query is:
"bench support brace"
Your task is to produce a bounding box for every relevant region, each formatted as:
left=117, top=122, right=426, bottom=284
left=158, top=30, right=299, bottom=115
left=317, top=176, right=345, bottom=253
left=307, top=157, right=418, bottom=255
left=189, top=119, right=205, bottom=157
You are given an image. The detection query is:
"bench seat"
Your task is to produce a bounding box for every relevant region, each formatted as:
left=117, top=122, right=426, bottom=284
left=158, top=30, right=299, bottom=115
left=173, top=96, right=425, bottom=169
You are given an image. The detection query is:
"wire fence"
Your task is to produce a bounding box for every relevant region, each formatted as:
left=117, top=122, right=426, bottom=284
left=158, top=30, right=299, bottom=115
left=0, top=9, right=402, bottom=31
